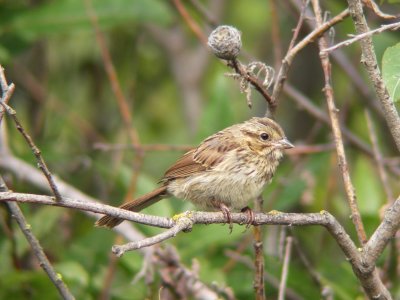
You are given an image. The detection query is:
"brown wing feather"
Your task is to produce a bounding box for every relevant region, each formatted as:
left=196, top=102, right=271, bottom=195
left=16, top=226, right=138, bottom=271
left=163, top=149, right=206, bottom=179
left=163, top=131, right=241, bottom=181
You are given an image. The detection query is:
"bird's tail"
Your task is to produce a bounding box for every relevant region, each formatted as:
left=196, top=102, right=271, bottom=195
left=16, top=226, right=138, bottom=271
left=95, top=185, right=168, bottom=228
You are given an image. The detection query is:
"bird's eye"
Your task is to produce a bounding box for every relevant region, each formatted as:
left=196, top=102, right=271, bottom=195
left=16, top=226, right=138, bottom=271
left=260, top=132, right=269, bottom=141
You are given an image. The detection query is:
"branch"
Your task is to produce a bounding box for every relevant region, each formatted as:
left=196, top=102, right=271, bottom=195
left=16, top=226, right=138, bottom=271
left=346, top=0, right=400, bottom=152
left=0, top=192, right=174, bottom=229
left=112, top=214, right=193, bottom=257
left=3, top=187, right=399, bottom=298
left=321, top=21, right=400, bottom=53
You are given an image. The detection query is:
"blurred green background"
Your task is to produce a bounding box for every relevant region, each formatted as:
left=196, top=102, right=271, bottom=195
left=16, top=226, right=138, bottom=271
left=0, top=0, right=399, bottom=299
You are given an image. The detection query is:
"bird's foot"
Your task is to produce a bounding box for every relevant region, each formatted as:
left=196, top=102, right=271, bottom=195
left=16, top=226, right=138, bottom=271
left=240, top=206, right=255, bottom=228
left=218, top=203, right=233, bottom=233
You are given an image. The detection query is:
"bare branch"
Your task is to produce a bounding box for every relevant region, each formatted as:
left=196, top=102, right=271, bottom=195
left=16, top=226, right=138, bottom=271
left=322, top=21, right=400, bottom=53
left=112, top=214, right=193, bottom=257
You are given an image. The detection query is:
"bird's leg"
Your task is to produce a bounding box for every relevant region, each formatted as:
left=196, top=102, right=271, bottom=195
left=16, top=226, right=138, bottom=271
left=212, top=200, right=233, bottom=233
left=241, top=206, right=255, bottom=228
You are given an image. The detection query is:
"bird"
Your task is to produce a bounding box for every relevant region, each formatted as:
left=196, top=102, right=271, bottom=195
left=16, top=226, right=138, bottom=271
left=95, top=117, right=293, bottom=229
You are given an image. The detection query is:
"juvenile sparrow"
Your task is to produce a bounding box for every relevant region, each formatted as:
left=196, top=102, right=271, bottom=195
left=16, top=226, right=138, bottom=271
left=96, top=117, right=293, bottom=228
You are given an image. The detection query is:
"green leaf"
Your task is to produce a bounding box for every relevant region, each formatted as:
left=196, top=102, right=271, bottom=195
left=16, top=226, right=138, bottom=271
left=382, top=42, right=400, bottom=102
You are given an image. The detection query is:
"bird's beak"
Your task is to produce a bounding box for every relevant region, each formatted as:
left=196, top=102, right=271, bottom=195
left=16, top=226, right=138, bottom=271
left=276, top=138, right=294, bottom=149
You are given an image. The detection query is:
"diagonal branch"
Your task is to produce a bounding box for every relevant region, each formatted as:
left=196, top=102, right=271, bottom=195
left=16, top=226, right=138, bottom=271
left=321, top=21, right=400, bottom=53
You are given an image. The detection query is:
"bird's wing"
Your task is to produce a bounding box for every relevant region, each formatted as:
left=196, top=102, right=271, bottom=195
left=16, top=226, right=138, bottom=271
left=162, top=131, right=241, bottom=180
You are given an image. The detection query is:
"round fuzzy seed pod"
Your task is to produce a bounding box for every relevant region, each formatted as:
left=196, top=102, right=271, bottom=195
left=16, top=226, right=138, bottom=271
left=208, top=25, right=242, bottom=60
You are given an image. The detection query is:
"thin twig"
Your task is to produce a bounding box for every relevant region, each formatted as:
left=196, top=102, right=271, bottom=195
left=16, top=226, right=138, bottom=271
left=278, top=236, right=293, bottom=300
left=112, top=215, right=193, bottom=257
left=0, top=178, right=74, bottom=300
left=321, top=21, right=400, bottom=53
left=346, top=0, right=400, bottom=152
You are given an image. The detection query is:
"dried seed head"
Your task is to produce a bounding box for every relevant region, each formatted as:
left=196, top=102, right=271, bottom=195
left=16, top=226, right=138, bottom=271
left=208, top=25, right=242, bottom=60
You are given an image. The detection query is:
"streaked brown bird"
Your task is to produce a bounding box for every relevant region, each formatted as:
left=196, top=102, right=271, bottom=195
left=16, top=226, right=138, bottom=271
left=96, top=117, right=293, bottom=228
